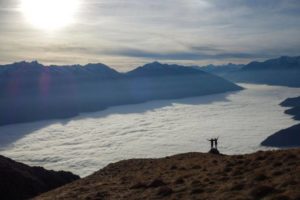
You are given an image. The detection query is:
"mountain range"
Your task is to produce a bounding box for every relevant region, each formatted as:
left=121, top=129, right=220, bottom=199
left=197, top=63, right=244, bottom=74
left=198, top=56, right=300, bottom=87
left=0, top=61, right=242, bottom=126
left=242, top=56, right=300, bottom=71
left=2, top=55, right=299, bottom=126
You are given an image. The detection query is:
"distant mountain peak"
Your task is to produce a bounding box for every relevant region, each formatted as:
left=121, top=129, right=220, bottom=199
left=150, top=61, right=162, bottom=65
left=142, top=61, right=165, bottom=69
left=83, top=63, right=120, bottom=76
left=12, top=60, right=43, bottom=67
left=84, top=63, right=113, bottom=70
left=85, top=63, right=109, bottom=67
left=127, top=62, right=205, bottom=77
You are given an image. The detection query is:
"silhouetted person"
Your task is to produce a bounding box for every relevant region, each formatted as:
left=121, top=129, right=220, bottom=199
left=208, top=138, right=214, bottom=149
left=214, top=137, right=219, bottom=149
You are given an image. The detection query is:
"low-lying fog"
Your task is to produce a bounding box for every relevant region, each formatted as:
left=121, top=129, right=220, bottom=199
left=1, top=84, right=300, bottom=177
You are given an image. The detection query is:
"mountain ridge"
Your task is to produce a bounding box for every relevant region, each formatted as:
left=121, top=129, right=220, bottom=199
left=127, top=61, right=206, bottom=77
left=242, top=56, right=300, bottom=71
left=0, top=154, right=79, bottom=200
left=197, top=56, right=300, bottom=87
left=198, top=63, right=244, bottom=74
left=34, top=149, right=300, bottom=200
left=0, top=61, right=121, bottom=79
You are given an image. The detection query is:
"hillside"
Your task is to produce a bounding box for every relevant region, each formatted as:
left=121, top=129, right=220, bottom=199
left=35, top=149, right=300, bottom=200
left=280, top=96, right=300, bottom=120
left=0, top=61, right=242, bottom=126
left=0, top=155, right=79, bottom=200
left=262, top=96, right=300, bottom=147
left=280, top=96, right=300, bottom=107
left=285, top=107, right=300, bottom=121
left=261, top=124, right=300, bottom=147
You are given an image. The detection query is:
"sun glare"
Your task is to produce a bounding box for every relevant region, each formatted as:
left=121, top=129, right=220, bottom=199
left=20, top=0, right=80, bottom=30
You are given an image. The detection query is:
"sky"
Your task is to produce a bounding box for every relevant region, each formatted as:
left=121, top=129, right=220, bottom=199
left=0, top=0, right=300, bottom=71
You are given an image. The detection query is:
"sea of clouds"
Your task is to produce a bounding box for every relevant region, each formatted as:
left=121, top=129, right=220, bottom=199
left=0, top=83, right=300, bottom=177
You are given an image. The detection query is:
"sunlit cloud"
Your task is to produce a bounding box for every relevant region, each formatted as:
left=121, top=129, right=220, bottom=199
left=0, top=0, right=299, bottom=69
left=20, top=0, right=81, bottom=30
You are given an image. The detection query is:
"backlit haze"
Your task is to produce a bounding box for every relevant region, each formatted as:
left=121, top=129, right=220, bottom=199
left=20, top=0, right=81, bottom=30
left=0, top=0, right=300, bottom=70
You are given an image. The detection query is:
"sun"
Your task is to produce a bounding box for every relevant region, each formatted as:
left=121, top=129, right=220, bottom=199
left=20, top=0, right=80, bottom=30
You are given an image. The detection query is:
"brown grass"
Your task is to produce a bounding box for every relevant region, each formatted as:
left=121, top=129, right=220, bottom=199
left=35, top=149, right=300, bottom=200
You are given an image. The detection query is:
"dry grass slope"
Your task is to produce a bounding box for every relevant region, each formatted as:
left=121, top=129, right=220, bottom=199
left=35, top=149, right=300, bottom=200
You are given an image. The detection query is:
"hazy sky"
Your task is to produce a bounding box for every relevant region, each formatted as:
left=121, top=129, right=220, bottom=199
left=0, top=0, right=300, bottom=70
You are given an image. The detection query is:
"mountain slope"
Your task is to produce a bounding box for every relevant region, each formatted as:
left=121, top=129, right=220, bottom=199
left=0, top=155, right=79, bottom=200
left=35, top=149, right=300, bottom=200
left=262, top=96, right=300, bottom=147
left=124, top=62, right=243, bottom=101
left=261, top=124, right=300, bottom=147
left=280, top=96, right=300, bottom=107
left=285, top=107, right=300, bottom=120
left=0, top=61, right=242, bottom=126
left=281, top=96, right=300, bottom=120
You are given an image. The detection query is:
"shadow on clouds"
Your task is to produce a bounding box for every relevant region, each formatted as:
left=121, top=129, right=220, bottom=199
left=0, top=90, right=239, bottom=148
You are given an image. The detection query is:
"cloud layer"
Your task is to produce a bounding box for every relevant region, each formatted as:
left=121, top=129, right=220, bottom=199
left=1, top=84, right=300, bottom=177
left=0, top=0, right=300, bottom=70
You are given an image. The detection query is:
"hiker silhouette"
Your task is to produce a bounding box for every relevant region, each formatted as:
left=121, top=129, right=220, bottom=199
left=207, top=137, right=219, bottom=149
left=207, top=138, right=214, bottom=148
left=214, top=137, right=219, bottom=149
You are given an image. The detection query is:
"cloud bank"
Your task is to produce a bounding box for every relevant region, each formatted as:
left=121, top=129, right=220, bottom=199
left=1, top=84, right=300, bottom=176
